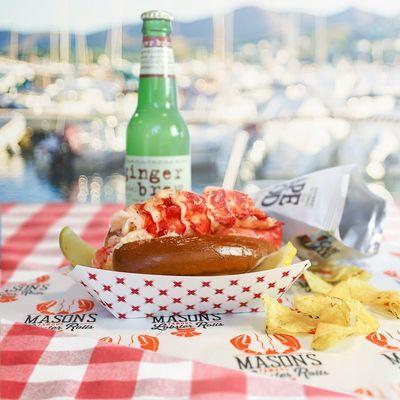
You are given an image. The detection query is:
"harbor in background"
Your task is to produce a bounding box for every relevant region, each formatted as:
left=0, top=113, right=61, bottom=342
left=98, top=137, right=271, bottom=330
left=1, top=6, right=400, bottom=203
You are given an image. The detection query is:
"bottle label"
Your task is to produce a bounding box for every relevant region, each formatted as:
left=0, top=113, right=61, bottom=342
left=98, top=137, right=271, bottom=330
left=140, top=36, right=175, bottom=77
left=125, top=155, right=191, bottom=204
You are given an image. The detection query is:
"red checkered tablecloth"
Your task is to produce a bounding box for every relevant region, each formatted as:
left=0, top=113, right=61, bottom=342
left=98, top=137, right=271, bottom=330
left=4, top=202, right=399, bottom=399
left=1, top=320, right=352, bottom=400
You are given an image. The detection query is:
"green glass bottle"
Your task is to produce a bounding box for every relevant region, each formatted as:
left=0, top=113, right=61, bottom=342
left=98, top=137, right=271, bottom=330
left=125, top=10, right=191, bottom=205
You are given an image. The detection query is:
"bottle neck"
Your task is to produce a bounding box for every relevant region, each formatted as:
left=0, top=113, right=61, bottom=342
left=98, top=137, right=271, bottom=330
left=137, top=76, right=177, bottom=110
left=137, top=19, right=177, bottom=110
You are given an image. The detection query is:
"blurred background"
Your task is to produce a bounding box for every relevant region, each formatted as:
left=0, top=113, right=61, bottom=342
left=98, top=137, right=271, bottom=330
left=0, top=0, right=400, bottom=203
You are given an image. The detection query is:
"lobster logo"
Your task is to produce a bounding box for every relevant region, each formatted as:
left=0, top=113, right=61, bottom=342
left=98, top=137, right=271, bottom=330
left=36, top=299, right=94, bottom=315
left=0, top=295, right=18, bottom=303
left=383, top=270, right=400, bottom=282
left=171, top=327, right=202, bottom=338
left=366, top=331, right=400, bottom=351
left=0, top=275, right=50, bottom=303
left=354, top=388, right=374, bottom=397
left=35, top=275, right=50, bottom=283
left=231, top=333, right=301, bottom=355
left=100, top=334, right=159, bottom=352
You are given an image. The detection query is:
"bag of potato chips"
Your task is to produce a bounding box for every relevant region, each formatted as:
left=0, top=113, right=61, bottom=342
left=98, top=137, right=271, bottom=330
left=253, top=165, right=386, bottom=261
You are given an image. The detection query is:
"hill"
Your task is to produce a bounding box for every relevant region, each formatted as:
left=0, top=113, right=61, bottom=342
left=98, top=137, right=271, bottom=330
left=0, top=7, right=399, bottom=59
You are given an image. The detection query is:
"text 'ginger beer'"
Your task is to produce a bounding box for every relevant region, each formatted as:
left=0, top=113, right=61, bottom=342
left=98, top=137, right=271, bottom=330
left=125, top=10, right=191, bottom=204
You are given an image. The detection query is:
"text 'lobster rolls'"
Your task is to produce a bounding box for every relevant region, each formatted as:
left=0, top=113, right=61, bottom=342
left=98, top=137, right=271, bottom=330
left=113, top=235, right=274, bottom=276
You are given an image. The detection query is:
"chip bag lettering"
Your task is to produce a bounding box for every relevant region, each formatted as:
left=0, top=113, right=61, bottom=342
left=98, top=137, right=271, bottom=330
left=254, top=165, right=386, bottom=261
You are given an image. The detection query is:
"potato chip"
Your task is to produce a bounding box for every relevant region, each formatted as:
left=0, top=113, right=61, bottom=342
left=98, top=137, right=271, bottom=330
left=303, top=270, right=333, bottom=294
left=344, top=298, right=379, bottom=334
left=310, top=262, right=371, bottom=283
left=312, top=323, right=355, bottom=351
left=372, top=292, right=400, bottom=318
left=323, top=265, right=371, bottom=283
left=294, top=294, right=378, bottom=334
left=263, top=288, right=379, bottom=350
left=262, top=295, right=316, bottom=334
left=263, top=263, right=398, bottom=350
left=328, top=278, right=400, bottom=319
left=294, top=294, right=349, bottom=326
left=328, top=277, right=375, bottom=301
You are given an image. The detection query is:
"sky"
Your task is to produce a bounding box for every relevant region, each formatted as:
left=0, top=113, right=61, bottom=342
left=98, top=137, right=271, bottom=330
left=1, top=0, right=400, bottom=33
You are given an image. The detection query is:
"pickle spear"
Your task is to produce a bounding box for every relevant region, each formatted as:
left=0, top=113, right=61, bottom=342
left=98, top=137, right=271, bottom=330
left=59, top=226, right=96, bottom=267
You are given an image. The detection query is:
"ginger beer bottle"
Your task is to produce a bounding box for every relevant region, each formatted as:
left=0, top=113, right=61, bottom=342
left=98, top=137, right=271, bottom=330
left=125, top=10, right=191, bottom=204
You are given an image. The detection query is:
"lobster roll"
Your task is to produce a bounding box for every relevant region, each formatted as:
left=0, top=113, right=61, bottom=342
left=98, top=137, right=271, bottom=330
left=92, top=187, right=283, bottom=276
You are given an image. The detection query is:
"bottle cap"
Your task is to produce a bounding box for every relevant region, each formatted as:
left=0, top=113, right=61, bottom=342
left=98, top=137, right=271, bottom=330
left=141, top=10, right=173, bottom=21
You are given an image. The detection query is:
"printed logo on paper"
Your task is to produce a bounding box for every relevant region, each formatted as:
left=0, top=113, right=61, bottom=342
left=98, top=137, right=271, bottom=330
left=0, top=275, right=50, bottom=302
left=354, top=388, right=376, bottom=397
left=366, top=330, right=400, bottom=368
left=171, top=327, right=202, bottom=337
left=151, top=313, right=223, bottom=332
left=232, top=332, right=329, bottom=380
left=100, top=334, right=159, bottom=352
left=231, top=333, right=301, bottom=355
left=383, top=269, right=400, bottom=284
left=24, top=298, right=98, bottom=332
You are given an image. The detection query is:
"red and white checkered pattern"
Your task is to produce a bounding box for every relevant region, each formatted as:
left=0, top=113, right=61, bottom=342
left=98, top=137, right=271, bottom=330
left=3, top=202, right=399, bottom=399
left=0, top=320, right=354, bottom=399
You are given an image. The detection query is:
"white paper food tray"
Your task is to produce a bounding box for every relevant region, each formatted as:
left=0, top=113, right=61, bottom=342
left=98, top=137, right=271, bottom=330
left=69, top=260, right=310, bottom=319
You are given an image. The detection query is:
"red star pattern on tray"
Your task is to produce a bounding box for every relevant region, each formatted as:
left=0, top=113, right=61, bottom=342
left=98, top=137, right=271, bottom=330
left=172, top=298, right=182, bottom=303
left=72, top=261, right=310, bottom=319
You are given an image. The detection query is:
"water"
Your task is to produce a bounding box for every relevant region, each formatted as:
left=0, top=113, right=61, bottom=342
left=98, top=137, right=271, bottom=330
left=0, top=153, right=219, bottom=203
left=2, top=122, right=400, bottom=204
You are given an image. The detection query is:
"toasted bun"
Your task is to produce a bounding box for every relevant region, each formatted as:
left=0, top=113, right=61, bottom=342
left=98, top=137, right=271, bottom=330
left=113, top=235, right=274, bottom=276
